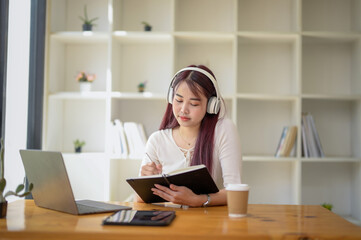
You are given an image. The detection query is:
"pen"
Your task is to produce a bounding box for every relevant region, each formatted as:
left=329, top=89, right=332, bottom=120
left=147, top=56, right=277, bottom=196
left=146, top=153, right=161, bottom=165
left=152, top=203, right=189, bottom=209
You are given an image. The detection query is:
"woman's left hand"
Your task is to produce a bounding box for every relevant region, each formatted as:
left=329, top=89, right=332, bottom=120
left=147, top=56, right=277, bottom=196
left=151, top=184, right=205, bottom=207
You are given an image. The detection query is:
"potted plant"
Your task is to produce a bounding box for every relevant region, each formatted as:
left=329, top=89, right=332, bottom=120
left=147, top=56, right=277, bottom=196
left=141, top=21, right=152, bottom=31
left=0, top=139, right=33, bottom=218
left=321, top=203, right=333, bottom=211
left=138, top=81, right=147, bottom=92
left=79, top=5, right=98, bottom=31
left=76, top=71, right=96, bottom=92
left=73, top=139, right=86, bottom=153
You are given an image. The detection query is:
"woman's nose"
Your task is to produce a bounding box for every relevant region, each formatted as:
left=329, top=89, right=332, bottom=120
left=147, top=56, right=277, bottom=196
left=180, top=103, right=189, bottom=114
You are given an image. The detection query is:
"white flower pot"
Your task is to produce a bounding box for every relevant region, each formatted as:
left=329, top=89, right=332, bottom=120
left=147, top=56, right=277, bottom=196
left=79, top=82, right=92, bottom=92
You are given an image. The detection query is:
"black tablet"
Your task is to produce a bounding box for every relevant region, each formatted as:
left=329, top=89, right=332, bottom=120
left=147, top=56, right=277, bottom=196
left=102, top=210, right=176, bottom=226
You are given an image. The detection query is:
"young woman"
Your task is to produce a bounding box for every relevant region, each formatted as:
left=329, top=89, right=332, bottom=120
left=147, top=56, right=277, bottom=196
left=137, top=65, right=242, bottom=207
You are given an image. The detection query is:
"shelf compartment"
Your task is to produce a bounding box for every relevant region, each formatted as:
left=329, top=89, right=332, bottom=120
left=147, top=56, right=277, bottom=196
left=63, top=154, right=109, bottom=201
left=48, top=39, right=108, bottom=93
left=238, top=0, right=299, bottom=32
left=50, top=0, right=109, bottom=32
left=237, top=34, right=300, bottom=95
left=174, top=0, right=235, bottom=32
left=111, top=37, right=172, bottom=94
left=302, top=99, right=361, bottom=158
left=174, top=36, right=235, bottom=96
left=45, top=98, right=106, bottom=152
left=111, top=98, right=168, bottom=138
left=109, top=158, right=142, bottom=201
left=302, top=35, right=361, bottom=95
left=237, top=99, right=299, bottom=156
left=302, top=0, right=361, bottom=32
left=112, top=0, right=173, bottom=32
left=302, top=162, right=361, bottom=222
left=243, top=161, right=298, bottom=204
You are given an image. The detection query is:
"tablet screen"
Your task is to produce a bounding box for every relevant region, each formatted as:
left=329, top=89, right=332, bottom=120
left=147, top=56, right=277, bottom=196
left=103, top=210, right=176, bottom=226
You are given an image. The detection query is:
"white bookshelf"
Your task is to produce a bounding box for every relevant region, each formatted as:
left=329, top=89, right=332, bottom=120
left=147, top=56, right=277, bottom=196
left=44, top=0, right=361, bottom=225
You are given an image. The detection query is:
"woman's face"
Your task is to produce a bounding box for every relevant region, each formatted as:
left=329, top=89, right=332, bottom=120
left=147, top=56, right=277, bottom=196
left=172, top=81, right=208, bottom=129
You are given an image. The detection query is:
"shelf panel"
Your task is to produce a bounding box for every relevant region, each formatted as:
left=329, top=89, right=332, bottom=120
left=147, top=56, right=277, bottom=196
left=243, top=156, right=298, bottom=162
left=51, top=32, right=109, bottom=43
left=237, top=93, right=298, bottom=101
left=238, top=32, right=299, bottom=42
left=49, top=92, right=108, bottom=100
left=302, top=31, right=360, bottom=42
left=174, top=32, right=234, bottom=42
left=302, top=94, right=361, bottom=101
left=112, top=31, right=172, bottom=43
left=111, top=91, right=166, bottom=100
left=301, top=157, right=361, bottom=163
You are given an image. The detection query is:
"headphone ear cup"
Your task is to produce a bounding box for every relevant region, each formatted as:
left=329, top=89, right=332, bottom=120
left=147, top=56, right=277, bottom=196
left=207, top=96, right=220, bottom=114
left=168, top=87, right=174, bottom=104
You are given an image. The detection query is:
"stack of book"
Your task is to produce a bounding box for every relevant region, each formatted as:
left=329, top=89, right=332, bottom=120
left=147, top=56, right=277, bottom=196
left=275, top=126, right=297, bottom=157
left=110, top=119, right=147, bottom=159
left=301, top=112, right=324, bottom=158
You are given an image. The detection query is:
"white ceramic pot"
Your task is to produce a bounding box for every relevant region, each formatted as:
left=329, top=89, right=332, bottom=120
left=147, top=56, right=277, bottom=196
left=79, top=82, right=92, bottom=92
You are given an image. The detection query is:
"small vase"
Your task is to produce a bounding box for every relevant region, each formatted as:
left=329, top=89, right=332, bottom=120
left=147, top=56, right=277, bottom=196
left=0, top=201, right=7, bottom=218
left=144, top=25, right=152, bottom=31
left=82, top=24, right=92, bottom=31
left=75, top=147, right=82, bottom=153
left=79, top=82, right=92, bottom=92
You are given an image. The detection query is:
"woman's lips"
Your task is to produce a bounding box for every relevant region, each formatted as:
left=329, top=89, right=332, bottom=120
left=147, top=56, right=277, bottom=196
left=179, top=116, right=190, bottom=121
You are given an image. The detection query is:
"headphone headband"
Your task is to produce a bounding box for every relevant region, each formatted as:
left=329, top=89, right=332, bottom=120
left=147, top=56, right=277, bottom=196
left=167, top=67, right=222, bottom=114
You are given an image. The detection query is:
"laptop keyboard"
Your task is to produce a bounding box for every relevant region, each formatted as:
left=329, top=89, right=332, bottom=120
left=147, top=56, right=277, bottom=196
left=76, top=200, right=131, bottom=214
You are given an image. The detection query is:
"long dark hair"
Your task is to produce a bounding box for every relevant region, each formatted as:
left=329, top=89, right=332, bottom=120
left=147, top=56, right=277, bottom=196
left=159, top=65, right=221, bottom=173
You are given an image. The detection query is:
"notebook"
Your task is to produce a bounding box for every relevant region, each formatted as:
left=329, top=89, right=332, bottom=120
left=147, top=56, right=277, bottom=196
left=19, top=149, right=131, bottom=215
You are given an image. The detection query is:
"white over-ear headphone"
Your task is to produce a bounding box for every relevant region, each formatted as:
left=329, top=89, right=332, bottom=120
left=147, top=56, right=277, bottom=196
left=167, top=67, right=221, bottom=114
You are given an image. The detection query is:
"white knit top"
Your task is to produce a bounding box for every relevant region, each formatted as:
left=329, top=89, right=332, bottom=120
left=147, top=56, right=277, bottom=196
left=140, top=118, right=242, bottom=189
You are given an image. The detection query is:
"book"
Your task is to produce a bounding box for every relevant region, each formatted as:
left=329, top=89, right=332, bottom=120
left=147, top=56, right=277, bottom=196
left=280, top=126, right=297, bottom=157
left=301, top=113, right=324, bottom=158
left=126, top=164, right=219, bottom=203
left=275, top=126, right=297, bottom=157
left=123, top=122, right=147, bottom=159
left=308, top=114, right=325, bottom=157
left=275, top=127, right=288, bottom=157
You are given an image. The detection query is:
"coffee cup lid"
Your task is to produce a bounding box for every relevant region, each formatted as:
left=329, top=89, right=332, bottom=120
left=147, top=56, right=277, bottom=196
left=226, top=183, right=249, bottom=191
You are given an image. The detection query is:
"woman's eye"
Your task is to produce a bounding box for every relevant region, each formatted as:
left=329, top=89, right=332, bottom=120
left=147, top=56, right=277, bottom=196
left=175, top=99, right=182, bottom=103
left=190, top=103, right=199, bottom=107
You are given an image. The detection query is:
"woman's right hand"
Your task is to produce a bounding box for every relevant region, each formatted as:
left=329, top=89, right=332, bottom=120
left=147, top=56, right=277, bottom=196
left=141, top=162, right=162, bottom=176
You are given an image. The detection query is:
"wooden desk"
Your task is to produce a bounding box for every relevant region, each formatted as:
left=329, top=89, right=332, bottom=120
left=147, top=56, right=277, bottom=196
left=0, top=200, right=360, bottom=240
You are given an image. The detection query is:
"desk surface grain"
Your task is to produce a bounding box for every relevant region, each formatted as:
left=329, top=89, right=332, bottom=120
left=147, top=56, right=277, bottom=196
left=0, top=200, right=361, bottom=240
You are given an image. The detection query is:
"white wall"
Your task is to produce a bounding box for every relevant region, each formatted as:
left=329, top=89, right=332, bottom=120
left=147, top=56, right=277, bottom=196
left=4, top=0, right=31, bottom=201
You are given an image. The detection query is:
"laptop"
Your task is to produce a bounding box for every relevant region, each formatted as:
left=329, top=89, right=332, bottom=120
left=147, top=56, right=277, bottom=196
left=19, top=149, right=131, bottom=215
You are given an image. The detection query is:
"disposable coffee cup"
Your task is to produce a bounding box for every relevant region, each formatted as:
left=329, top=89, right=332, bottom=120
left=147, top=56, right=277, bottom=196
left=226, top=184, right=249, bottom=218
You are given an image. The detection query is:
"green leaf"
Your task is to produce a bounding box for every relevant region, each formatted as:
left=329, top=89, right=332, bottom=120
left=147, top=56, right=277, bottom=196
left=4, top=190, right=16, bottom=198
left=15, top=184, right=25, bottom=194
left=29, top=183, right=34, bottom=191
left=0, top=178, right=6, bottom=192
